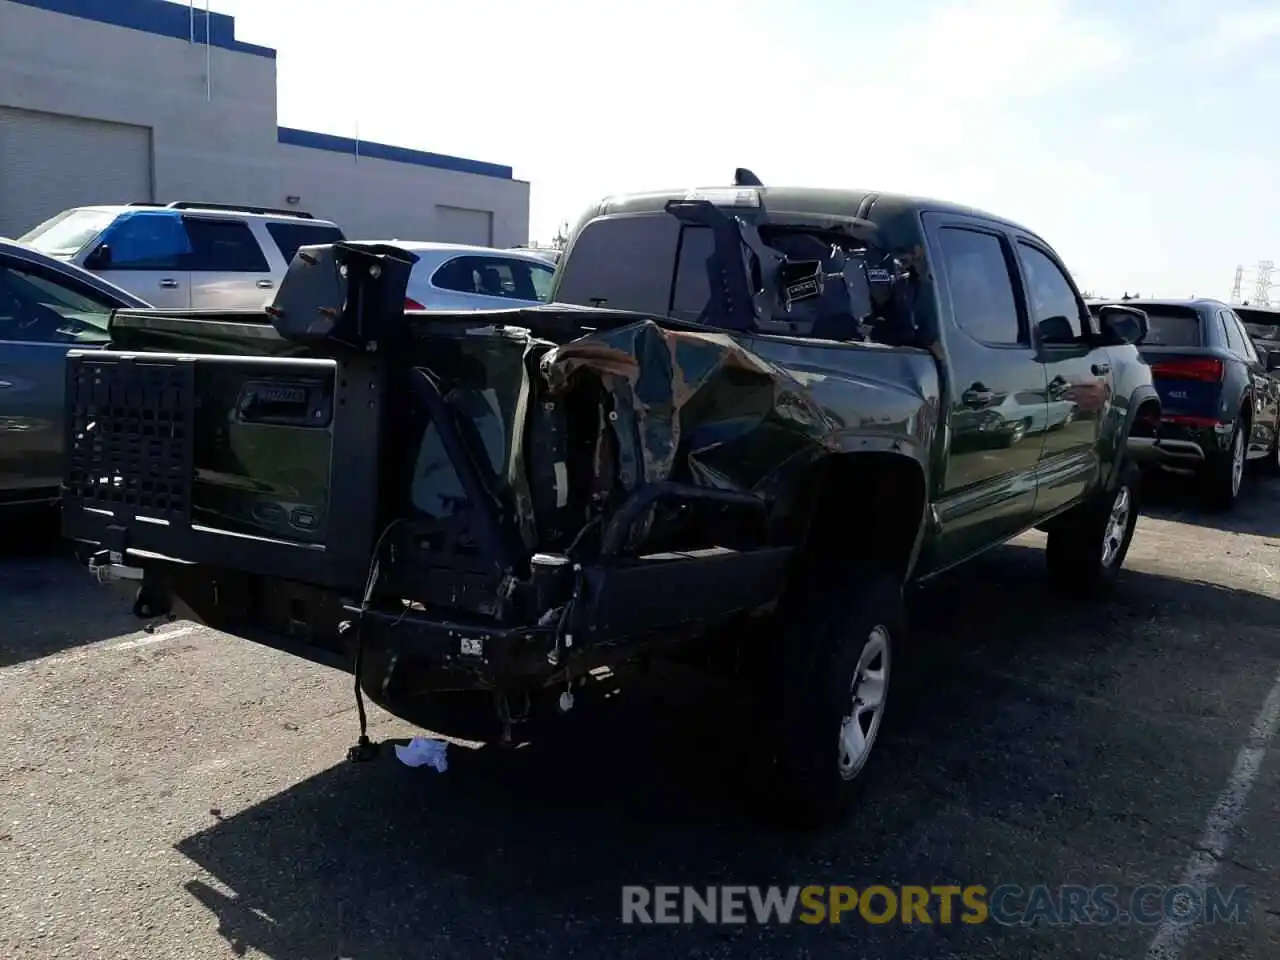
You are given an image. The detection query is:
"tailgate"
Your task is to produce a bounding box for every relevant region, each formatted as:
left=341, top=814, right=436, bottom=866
left=60, top=349, right=372, bottom=588
left=1139, top=346, right=1225, bottom=421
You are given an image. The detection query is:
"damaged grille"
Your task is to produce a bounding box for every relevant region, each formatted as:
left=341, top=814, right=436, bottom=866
left=64, top=355, right=195, bottom=520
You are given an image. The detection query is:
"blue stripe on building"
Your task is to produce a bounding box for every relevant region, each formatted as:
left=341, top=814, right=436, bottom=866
left=9, top=0, right=276, bottom=58
left=277, top=128, right=513, bottom=180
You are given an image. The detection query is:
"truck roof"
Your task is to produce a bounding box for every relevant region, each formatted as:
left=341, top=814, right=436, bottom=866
left=1090, top=298, right=1231, bottom=310
left=578, top=184, right=1046, bottom=242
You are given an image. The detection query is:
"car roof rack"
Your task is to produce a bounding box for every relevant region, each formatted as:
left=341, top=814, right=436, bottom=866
left=121, top=200, right=314, bottom=219
left=164, top=201, right=316, bottom=219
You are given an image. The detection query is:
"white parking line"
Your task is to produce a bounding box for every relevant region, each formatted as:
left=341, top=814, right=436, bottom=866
left=1146, top=667, right=1280, bottom=960
left=1, top=624, right=195, bottom=677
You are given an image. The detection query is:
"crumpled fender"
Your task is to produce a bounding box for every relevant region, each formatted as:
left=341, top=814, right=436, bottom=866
left=541, top=318, right=841, bottom=498
left=540, top=318, right=939, bottom=505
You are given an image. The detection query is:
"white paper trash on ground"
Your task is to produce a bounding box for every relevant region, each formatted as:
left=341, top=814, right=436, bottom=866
left=394, top=737, right=449, bottom=772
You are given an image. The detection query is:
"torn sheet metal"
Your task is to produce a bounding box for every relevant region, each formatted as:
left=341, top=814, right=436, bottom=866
left=540, top=318, right=840, bottom=498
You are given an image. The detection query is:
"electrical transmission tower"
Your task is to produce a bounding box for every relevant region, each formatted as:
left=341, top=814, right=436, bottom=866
left=1231, top=260, right=1279, bottom=305
left=1254, top=260, right=1276, bottom=307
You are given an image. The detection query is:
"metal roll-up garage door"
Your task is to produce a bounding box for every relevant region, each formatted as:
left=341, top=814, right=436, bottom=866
left=435, top=204, right=493, bottom=246
left=0, top=106, right=153, bottom=238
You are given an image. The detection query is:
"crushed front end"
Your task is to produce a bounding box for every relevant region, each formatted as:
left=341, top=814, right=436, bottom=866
left=62, top=239, right=851, bottom=740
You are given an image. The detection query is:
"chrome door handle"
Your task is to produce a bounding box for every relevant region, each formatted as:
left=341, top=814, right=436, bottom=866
left=256, top=279, right=274, bottom=289
left=1091, top=361, right=1111, bottom=375
left=0, top=379, right=11, bottom=389
left=158, top=278, right=179, bottom=289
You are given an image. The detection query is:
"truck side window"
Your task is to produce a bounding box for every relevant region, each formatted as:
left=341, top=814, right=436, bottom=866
left=1016, top=242, right=1083, bottom=344
left=938, top=227, right=1022, bottom=346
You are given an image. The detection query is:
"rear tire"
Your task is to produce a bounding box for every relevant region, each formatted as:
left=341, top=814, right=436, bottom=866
left=1045, top=461, right=1139, bottom=596
left=748, top=571, right=906, bottom=828
left=1201, top=420, right=1246, bottom=510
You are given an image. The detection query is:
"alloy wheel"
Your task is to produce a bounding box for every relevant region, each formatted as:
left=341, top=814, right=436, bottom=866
left=838, top=625, right=890, bottom=781
left=1100, top=484, right=1132, bottom=568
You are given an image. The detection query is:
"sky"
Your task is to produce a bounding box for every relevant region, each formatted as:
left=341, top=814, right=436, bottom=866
left=206, top=0, right=1280, bottom=301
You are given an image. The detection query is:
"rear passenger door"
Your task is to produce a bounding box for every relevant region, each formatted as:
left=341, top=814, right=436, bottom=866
left=184, top=216, right=273, bottom=310
left=1011, top=238, right=1116, bottom=515
left=925, top=216, right=1048, bottom=569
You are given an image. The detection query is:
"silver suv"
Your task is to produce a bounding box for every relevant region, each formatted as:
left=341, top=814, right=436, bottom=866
left=16, top=201, right=345, bottom=310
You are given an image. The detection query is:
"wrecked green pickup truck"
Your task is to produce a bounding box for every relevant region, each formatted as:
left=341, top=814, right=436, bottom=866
left=62, top=174, right=1158, bottom=825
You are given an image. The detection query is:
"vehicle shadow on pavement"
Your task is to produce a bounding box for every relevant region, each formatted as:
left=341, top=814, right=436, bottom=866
left=1139, top=469, right=1280, bottom=539
left=0, top=518, right=142, bottom=667
left=173, top=543, right=1280, bottom=960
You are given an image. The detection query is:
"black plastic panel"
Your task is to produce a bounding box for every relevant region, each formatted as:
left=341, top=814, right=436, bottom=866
left=64, top=355, right=195, bottom=521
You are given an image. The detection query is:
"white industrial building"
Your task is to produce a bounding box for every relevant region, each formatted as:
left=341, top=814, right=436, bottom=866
left=0, top=0, right=530, bottom=245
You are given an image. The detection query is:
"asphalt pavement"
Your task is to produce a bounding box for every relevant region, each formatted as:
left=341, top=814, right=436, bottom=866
left=1, top=474, right=1278, bottom=960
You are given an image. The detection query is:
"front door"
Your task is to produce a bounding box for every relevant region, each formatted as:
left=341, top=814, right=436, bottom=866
left=1011, top=238, right=1116, bottom=516
left=0, top=256, right=113, bottom=499
left=82, top=210, right=192, bottom=309
left=923, top=216, right=1048, bottom=572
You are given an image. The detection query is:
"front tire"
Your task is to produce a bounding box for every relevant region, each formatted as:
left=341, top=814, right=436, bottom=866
left=749, top=571, right=905, bottom=827
left=1045, top=462, right=1139, bottom=596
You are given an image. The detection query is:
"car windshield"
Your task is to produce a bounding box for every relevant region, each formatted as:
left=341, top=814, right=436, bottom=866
left=17, top=209, right=117, bottom=258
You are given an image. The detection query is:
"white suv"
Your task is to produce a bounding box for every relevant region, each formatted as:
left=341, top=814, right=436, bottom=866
left=16, top=202, right=345, bottom=310
left=390, top=242, right=558, bottom=311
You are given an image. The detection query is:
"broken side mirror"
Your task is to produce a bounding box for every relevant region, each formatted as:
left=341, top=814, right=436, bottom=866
left=1097, top=304, right=1148, bottom=346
